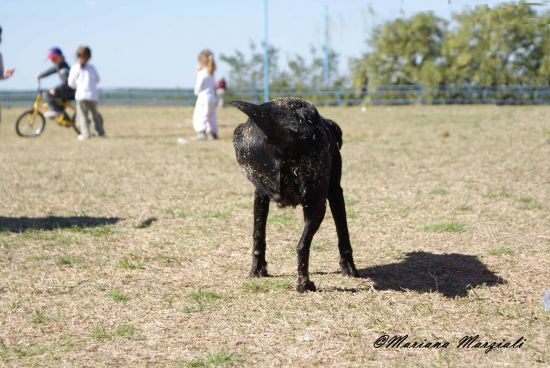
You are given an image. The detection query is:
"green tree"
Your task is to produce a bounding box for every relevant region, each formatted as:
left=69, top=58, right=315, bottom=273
left=349, top=12, right=447, bottom=102
left=532, top=10, right=550, bottom=85
left=443, top=3, right=545, bottom=85
left=220, top=42, right=343, bottom=92
left=220, top=41, right=282, bottom=88
left=350, top=2, right=550, bottom=103
left=284, top=46, right=342, bottom=88
left=350, top=12, right=447, bottom=87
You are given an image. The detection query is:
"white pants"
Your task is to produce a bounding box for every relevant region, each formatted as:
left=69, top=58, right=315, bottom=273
left=193, top=94, right=218, bottom=133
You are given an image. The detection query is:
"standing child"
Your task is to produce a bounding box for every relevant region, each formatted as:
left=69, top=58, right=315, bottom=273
left=68, top=45, right=104, bottom=141
left=192, top=49, right=218, bottom=140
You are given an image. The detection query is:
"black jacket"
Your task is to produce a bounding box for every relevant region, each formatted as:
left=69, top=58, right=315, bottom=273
left=38, top=60, right=74, bottom=99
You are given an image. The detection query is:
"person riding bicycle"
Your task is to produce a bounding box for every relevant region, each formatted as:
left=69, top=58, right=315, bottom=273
left=37, top=47, right=75, bottom=119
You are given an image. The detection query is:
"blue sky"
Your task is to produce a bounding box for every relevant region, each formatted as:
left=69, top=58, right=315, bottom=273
left=0, top=0, right=533, bottom=89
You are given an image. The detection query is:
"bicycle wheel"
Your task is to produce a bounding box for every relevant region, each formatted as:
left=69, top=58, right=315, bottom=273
left=15, top=110, right=46, bottom=137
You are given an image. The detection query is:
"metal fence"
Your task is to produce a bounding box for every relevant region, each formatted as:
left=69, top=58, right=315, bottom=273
left=1, top=85, right=549, bottom=107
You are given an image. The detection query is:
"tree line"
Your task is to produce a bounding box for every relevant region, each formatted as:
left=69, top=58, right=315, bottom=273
left=350, top=2, right=549, bottom=90
left=221, top=2, right=549, bottom=93
left=220, top=42, right=344, bottom=89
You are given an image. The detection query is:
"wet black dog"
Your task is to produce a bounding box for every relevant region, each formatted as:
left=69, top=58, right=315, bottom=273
left=232, top=97, right=359, bottom=292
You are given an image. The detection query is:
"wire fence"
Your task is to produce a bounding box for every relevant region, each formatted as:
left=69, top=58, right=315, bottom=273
left=1, top=85, right=549, bottom=107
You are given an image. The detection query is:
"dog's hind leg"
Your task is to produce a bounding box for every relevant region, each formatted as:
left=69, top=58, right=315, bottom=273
left=249, top=189, right=270, bottom=277
left=296, top=197, right=326, bottom=292
left=328, top=183, right=359, bottom=277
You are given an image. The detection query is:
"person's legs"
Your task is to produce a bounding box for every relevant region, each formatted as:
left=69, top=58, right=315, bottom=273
left=88, top=101, right=105, bottom=136
left=192, top=99, right=207, bottom=140
left=206, top=98, right=218, bottom=140
left=45, top=94, right=63, bottom=117
left=46, top=86, right=74, bottom=117
left=192, top=99, right=207, bottom=132
left=77, top=100, right=91, bottom=139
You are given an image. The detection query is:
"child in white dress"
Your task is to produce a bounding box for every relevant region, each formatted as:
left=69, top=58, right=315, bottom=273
left=192, top=49, right=218, bottom=140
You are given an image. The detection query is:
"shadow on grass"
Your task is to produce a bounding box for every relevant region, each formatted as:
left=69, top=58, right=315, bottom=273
left=136, top=217, right=157, bottom=229
left=359, top=251, right=506, bottom=298
left=0, top=216, right=120, bottom=233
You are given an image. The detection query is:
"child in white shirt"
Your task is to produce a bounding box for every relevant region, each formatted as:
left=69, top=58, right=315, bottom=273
left=68, top=45, right=104, bottom=140
left=192, top=49, right=218, bottom=140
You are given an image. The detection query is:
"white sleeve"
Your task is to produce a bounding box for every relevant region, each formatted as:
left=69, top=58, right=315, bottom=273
left=68, top=65, right=78, bottom=89
left=194, top=70, right=205, bottom=96
left=93, top=65, right=100, bottom=84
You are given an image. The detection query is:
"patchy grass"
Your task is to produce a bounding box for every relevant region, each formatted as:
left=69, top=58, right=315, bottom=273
left=1, top=105, right=549, bottom=367
left=0, top=239, right=14, bottom=249
left=183, top=350, right=237, bottom=368
left=454, top=204, right=473, bottom=212
left=517, top=196, right=544, bottom=210
left=345, top=196, right=360, bottom=206
left=267, top=212, right=295, bottom=226
left=180, top=290, right=224, bottom=313
left=117, top=258, right=145, bottom=270
left=91, top=326, right=110, bottom=341
left=30, top=310, right=48, bottom=325
left=346, top=207, right=358, bottom=219
left=92, top=324, right=136, bottom=340
left=486, top=189, right=512, bottom=199
left=420, top=222, right=466, bottom=233
left=106, top=290, right=129, bottom=303
left=488, top=247, right=514, bottom=256
left=199, top=210, right=231, bottom=220
left=241, top=279, right=294, bottom=293
left=56, top=256, right=79, bottom=266
left=114, top=324, right=136, bottom=338
left=430, top=188, right=449, bottom=195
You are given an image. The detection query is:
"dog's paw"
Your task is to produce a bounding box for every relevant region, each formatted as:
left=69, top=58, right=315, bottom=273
left=340, top=258, right=359, bottom=277
left=296, top=280, right=317, bottom=293
left=248, top=266, right=269, bottom=278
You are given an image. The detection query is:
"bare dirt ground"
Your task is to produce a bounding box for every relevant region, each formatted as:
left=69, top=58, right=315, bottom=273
left=0, top=104, right=549, bottom=367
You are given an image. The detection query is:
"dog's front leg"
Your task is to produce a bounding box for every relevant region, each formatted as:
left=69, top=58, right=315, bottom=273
left=296, top=198, right=326, bottom=292
left=249, top=189, right=270, bottom=277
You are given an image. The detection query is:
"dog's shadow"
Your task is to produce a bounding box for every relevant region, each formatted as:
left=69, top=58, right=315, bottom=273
left=0, top=216, right=120, bottom=233
left=357, top=251, right=506, bottom=298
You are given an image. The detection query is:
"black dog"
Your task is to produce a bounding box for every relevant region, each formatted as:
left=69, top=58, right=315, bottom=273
left=232, top=97, right=359, bottom=292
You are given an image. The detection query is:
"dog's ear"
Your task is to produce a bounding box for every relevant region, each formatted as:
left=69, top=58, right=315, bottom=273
left=232, top=101, right=262, bottom=120
left=232, top=101, right=286, bottom=144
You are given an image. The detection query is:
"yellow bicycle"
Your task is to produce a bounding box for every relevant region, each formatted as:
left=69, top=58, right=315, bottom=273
left=15, top=81, right=81, bottom=137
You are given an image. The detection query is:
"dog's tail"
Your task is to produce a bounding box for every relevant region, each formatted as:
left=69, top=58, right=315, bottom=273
left=232, top=101, right=291, bottom=146
left=325, top=119, right=343, bottom=149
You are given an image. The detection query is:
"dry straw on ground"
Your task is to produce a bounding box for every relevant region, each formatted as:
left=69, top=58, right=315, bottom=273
left=0, top=104, right=549, bottom=367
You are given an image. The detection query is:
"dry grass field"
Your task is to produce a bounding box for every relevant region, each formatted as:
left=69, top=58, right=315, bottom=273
left=0, top=104, right=549, bottom=367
